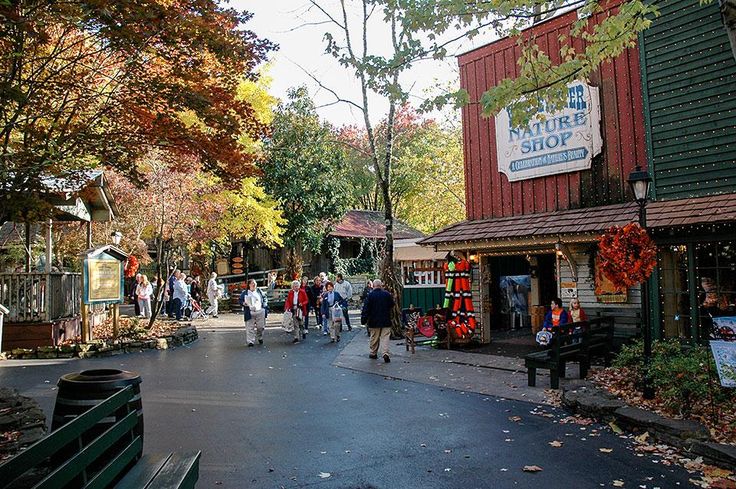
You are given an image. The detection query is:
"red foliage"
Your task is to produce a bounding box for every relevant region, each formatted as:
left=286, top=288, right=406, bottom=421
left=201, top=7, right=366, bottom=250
left=598, top=223, right=657, bottom=289
left=124, top=255, right=140, bottom=278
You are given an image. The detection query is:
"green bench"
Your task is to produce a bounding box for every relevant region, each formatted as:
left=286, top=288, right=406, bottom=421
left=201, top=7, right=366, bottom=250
left=525, top=317, right=615, bottom=389
left=0, top=386, right=200, bottom=489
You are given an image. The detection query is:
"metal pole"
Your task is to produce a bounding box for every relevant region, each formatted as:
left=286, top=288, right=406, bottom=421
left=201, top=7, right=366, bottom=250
left=640, top=203, right=655, bottom=399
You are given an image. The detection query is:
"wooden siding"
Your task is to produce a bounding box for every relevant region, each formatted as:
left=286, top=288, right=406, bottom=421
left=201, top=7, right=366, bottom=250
left=640, top=0, right=736, bottom=199
left=459, top=1, right=647, bottom=220
left=559, top=245, right=641, bottom=340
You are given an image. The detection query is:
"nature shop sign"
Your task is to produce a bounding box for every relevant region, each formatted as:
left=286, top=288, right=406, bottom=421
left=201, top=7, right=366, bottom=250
left=495, top=82, right=602, bottom=182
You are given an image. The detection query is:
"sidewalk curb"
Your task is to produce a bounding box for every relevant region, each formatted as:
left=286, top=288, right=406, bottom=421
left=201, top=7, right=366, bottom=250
left=562, top=380, right=736, bottom=470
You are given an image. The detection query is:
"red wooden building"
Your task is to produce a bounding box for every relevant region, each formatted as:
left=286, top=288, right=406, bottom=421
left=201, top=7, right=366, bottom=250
left=422, top=0, right=736, bottom=346
left=421, top=1, right=647, bottom=343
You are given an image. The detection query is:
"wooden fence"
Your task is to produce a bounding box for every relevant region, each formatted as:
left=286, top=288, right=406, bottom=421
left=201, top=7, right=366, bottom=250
left=0, top=273, right=81, bottom=323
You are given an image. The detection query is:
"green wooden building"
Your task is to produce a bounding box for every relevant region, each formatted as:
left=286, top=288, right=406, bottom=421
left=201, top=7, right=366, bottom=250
left=639, top=0, right=736, bottom=342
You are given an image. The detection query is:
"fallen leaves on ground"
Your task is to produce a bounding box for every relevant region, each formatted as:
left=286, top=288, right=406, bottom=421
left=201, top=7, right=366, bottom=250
left=508, top=415, right=522, bottom=422
left=522, top=465, right=543, bottom=472
left=559, top=415, right=594, bottom=425
left=548, top=440, right=563, bottom=448
left=590, top=367, right=736, bottom=444
left=612, top=480, right=624, bottom=487
left=544, top=389, right=562, bottom=407
left=599, top=448, right=613, bottom=453
left=318, top=472, right=331, bottom=479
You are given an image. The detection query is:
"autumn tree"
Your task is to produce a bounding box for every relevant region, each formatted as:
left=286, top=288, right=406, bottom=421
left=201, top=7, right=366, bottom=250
left=260, top=87, right=349, bottom=278
left=306, top=0, right=426, bottom=335
left=339, top=106, right=465, bottom=234
left=0, top=0, right=274, bottom=225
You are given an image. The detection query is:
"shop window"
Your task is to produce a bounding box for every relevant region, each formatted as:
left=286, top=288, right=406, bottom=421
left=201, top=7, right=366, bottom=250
left=696, top=241, right=736, bottom=340
left=658, top=245, right=691, bottom=339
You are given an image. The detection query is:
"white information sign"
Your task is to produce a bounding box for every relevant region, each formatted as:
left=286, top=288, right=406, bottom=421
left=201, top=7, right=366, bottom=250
left=495, top=81, right=603, bottom=182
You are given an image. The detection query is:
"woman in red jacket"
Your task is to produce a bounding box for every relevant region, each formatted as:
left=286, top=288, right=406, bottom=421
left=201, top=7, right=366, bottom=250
left=286, top=280, right=309, bottom=343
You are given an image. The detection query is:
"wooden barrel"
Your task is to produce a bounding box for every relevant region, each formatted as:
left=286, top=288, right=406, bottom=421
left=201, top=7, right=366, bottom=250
left=230, top=288, right=244, bottom=313
left=52, top=369, right=143, bottom=440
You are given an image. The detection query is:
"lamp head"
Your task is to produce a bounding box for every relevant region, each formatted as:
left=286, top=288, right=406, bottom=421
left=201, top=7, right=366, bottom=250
left=111, top=231, right=122, bottom=246
left=627, top=165, right=652, bottom=204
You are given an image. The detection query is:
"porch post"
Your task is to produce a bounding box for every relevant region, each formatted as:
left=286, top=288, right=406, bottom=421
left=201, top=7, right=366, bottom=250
left=45, top=219, right=52, bottom=273
left=44, top=219, right=52, bottom=322
left=25, top=222, right=32, bottom=272
left=86, top=221, right=92, bottom=248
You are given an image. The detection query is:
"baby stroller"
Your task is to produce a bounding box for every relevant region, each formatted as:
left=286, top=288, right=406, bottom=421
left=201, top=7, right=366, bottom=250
left=183, top=297, right=208, bottom=320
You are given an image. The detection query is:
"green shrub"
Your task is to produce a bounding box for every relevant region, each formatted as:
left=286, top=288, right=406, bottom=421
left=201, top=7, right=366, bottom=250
left=612, top=339, right=644, bottom=370
left=614, top=338, right=736, bottom=416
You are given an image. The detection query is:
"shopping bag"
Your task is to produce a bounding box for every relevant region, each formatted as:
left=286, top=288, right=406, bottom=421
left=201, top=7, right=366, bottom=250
left=282, top=310, right=294, bottom=332
left=330, top=304, right=344, bottom=323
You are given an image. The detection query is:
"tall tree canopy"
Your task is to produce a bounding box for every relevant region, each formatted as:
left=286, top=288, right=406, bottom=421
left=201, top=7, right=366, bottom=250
left=339, top=106, right=465, bottom=234
left=260, top=86, right=349, bottom=277
left=0, top=0, right=275, bottom=224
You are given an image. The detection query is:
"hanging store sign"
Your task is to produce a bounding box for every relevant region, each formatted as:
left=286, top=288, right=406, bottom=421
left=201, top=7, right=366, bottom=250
left=495, top=81, right=603, bottom=182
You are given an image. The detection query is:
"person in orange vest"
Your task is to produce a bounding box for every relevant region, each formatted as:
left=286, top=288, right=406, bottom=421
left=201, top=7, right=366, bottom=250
left=542, top=297, right=569, bottom=332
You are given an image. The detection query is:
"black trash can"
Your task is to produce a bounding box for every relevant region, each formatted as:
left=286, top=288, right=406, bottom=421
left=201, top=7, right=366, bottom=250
left=52, top=369, right=143, bottom=440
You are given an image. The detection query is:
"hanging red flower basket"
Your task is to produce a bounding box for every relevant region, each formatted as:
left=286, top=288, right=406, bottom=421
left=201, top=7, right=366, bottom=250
left=124, top=255, right=139, bottom=278
left=597, top=222, right=657, bottom=290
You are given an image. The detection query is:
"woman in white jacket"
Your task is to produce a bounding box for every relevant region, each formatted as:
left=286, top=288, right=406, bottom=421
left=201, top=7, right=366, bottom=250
left=136, top=275, right=153, bottom=318
left=206, top=272, right=220, bottom=318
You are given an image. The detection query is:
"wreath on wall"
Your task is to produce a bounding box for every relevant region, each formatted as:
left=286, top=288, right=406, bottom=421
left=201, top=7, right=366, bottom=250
left=597, top=222, right=657, bottom=289
left=124, top=255, right=139, bottom=278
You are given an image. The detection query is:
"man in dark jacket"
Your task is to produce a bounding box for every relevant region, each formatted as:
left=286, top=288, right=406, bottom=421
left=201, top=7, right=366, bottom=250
left=360, top=279, right=395, bottom=363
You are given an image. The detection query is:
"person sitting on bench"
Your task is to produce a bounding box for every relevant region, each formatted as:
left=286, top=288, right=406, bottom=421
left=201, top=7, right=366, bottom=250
left=543, top=297, right=569, bottom=332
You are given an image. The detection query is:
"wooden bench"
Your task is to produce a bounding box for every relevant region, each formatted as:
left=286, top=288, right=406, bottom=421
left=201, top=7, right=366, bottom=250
left=0, top=386, right=200, bottom=489
left=525, top=317, right=615, bottom=389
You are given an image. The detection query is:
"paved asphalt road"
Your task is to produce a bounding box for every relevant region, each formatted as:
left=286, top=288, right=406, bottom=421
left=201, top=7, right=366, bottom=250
left=0, top=320, right=696, bottom=488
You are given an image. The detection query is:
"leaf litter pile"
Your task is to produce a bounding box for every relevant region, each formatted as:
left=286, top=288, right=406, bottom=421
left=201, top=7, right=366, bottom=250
left=589, top=367, right=736, bottom=444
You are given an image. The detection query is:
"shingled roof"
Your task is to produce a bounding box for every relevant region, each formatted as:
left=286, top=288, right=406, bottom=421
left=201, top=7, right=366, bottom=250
left=329, top=210, right=424, bottom=240
left=418, top=202, right=638, bottom=247
left=647, top=193, right=736, bottom=228
left=419, top=192, right=736, bottom=248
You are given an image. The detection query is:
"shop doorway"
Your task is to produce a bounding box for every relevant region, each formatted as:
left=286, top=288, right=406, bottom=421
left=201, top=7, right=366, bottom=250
left=477, top=253, right=559, bottom=358
left=488, top=253, right=557, bottom=331
left=536, top=254, right=557, bottom=309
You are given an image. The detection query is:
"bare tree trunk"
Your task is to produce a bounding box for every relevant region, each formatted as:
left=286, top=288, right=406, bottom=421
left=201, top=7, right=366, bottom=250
left=148, top=200, right=168, bottom=328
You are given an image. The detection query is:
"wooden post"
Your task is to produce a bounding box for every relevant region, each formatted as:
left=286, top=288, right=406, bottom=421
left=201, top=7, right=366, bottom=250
left=112, top=303, right=119, bottom=339
left=81, top=261, right=89, bottom=343
left=44, top=220, right=52, bottom=323
left=45, top=220, right=52, bottom=273
left=25, top=222, right=32, bottom=272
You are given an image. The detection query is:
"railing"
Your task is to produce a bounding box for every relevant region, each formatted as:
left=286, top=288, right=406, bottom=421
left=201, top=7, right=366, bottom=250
left=401, top=264, right=446, bottom=287
left=0, top=272, right=81, bottom=323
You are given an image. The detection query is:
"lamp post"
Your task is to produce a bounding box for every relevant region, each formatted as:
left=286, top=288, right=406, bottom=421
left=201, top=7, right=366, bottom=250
left=627, top=165, right=655, bottom=400
left=111, top=231, right=122, bottom=246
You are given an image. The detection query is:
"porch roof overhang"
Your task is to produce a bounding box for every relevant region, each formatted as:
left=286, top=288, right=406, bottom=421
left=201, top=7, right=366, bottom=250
left=44, top=171, right=118, bottom=222
left=419, top=192, right=736, bottom=252
left=418, top=202, right=639, bottom=252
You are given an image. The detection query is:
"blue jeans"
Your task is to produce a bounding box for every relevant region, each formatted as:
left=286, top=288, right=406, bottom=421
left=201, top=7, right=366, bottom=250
left=305, top=304, right=319, bottom=329
left=172, top=298, right=183, bottom=320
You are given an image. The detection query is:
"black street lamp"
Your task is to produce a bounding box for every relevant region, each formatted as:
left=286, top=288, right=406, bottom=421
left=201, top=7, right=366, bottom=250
left=627, top=165, right=655, bottom=400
